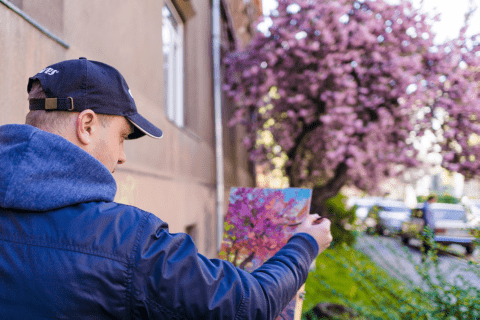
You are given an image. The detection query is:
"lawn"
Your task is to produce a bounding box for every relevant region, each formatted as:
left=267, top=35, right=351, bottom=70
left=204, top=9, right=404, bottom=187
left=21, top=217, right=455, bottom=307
left=300, top=244, right=430, bottom=319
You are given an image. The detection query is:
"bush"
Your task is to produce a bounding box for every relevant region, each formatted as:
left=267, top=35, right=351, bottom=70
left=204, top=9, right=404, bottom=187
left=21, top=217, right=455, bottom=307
left=302, top=231, right=480, bottom=319
left=411, top=228, right=480, bottom=319
left=417, top=193, right=459, bottom=204
left=324, top=193, right=356, bottom=247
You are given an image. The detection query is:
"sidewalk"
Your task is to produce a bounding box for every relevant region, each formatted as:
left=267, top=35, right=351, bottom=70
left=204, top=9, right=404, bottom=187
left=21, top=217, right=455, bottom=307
left=355, top=234, right=480, bottom=290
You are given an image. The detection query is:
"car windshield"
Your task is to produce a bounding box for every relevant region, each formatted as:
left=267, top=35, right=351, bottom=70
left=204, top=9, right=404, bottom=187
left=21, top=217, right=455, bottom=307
left=433, top=209, right=466, bottom=221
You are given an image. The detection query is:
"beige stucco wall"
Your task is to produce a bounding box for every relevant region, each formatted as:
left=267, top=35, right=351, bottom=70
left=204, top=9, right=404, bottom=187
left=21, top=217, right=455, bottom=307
left=1, top=0, right=256, bottom=258
left=0, top=5, right=66, bottom=125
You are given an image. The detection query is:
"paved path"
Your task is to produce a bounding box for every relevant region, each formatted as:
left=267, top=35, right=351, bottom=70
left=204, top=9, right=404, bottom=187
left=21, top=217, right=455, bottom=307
left=354, top=234, right=480, bottom=290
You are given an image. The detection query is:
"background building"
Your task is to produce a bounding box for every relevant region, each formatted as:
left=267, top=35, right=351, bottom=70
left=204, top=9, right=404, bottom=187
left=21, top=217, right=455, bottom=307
left=0, top=0, right=262, bottom=258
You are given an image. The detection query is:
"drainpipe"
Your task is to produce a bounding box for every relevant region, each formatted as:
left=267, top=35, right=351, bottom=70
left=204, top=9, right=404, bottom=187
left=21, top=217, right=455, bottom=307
left=212, top=0, right=225, bottom=253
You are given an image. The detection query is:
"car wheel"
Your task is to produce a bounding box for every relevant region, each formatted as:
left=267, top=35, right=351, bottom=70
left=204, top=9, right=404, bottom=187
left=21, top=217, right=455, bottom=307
left=466, top=243, right=475, bottom=255
left=401, top=236, right=409, bottom=245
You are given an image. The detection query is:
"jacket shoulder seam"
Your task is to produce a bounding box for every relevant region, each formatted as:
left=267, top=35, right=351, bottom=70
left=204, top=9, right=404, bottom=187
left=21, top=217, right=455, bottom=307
left=234, top=269, right=249, bottom=320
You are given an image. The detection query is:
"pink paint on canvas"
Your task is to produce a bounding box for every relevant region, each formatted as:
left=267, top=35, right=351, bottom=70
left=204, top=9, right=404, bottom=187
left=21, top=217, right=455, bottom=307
left=219, top=187, right=312, bottom=319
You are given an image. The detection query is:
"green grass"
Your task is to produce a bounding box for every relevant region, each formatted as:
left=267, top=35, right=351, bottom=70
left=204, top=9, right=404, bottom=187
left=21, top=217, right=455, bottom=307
left=300, top=244, right=430, bottom=319
left=302, top=246, right=374, bottom=311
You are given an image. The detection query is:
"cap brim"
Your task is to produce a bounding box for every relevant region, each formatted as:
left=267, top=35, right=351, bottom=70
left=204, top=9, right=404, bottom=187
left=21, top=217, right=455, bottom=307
left=126, top=113, right=163, bottom=139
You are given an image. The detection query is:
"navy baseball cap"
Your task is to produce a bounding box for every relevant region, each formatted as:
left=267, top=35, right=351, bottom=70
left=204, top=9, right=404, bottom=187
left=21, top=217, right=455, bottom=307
left=27, top=57, right=163, bottom=139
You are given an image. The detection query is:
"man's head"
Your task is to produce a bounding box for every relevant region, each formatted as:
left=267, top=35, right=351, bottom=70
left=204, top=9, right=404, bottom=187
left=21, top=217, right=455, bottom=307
left=25, top=58, right=162, bottom=172
left=427, top=195, right=437, bottom=203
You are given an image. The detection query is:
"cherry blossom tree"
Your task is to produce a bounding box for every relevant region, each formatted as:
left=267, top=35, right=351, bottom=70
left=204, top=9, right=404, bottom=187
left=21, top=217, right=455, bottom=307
left=223, top=0, right=480, bottom=213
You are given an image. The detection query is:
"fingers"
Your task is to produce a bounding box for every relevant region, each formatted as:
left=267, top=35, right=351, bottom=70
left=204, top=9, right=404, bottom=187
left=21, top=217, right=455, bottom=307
left=307, top=213, right=320, bottom=223
left=317, top=218, right=331, bottom=228
left=299, top=214, right=331, bottom=232
left=309, top=213, right=331, bottom=228
left=293, top=215, right=333, bottom=254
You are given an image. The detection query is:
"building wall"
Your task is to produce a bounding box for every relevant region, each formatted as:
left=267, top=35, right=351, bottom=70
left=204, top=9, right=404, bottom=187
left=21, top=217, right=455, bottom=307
left=224, top=0, right=262, bottom=48
left=0, top=0, right=257, bottom=258
left=221, top=0, right=260, bottom=192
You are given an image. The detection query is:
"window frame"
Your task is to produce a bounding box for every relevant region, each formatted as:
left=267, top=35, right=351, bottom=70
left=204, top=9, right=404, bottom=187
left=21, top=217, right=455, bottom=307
left=162, top=0, right=184, bottom=128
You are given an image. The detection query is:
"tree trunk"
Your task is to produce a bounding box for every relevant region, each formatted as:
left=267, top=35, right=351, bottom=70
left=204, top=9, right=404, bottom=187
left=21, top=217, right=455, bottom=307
left=288, top=162, right=348, bottom=216
left=233, top=249, right=239, bottom=266
left=238, top=252, right=255, bottom=270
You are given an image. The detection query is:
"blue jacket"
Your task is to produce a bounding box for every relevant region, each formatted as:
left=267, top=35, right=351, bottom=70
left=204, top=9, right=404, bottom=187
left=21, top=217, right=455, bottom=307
left=0, top=124, right=318, bottom=319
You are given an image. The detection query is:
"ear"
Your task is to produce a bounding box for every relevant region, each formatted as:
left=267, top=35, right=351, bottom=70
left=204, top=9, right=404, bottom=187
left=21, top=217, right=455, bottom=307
left=76, top=109, right=98, bottom=145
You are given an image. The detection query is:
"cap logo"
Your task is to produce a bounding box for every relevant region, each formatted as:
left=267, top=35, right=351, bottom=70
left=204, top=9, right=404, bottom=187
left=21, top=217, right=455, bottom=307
left=39, top=67, right=59, bottom=76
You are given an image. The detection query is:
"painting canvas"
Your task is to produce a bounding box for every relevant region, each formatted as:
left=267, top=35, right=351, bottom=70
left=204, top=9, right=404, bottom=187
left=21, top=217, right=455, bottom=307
left=219, top=187, right=313, bottom=320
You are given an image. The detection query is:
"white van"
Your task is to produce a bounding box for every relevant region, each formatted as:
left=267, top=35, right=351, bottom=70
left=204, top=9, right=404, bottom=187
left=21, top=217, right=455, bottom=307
left=401, top=203, right=476, bottom=254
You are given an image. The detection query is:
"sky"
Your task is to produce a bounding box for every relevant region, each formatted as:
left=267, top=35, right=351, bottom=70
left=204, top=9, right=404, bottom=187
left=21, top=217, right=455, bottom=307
left=261, top=0, right=480, bottom=44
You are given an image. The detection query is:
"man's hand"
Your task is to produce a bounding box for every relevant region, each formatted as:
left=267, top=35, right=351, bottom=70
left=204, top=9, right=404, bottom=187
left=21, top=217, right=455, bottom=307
left=294, top=213, right=333, bottom=254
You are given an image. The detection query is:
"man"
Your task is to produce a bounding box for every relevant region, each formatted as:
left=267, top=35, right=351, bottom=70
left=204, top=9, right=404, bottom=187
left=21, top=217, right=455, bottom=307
left=421, top=195, right=437, bottom=259
left=0, top=58, right=332, bottom=319
left=422, top=195, right=437, bottom=231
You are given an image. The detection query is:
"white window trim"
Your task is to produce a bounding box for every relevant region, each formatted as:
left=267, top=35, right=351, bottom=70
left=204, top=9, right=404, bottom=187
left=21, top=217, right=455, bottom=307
left=163, top=0, right=184, bottom=128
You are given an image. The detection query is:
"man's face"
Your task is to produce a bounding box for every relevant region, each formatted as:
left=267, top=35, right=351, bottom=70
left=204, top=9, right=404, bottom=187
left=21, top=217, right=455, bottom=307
left=92, top=116, right=134, bottom=173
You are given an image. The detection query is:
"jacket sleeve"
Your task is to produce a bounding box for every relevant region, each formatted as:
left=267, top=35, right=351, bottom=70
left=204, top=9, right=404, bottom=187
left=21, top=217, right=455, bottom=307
left=130, top=213, right=319, bottom=319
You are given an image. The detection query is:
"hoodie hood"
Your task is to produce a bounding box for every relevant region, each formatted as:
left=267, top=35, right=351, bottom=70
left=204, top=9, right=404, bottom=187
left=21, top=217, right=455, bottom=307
left=0, top=124, right=116, bottom=211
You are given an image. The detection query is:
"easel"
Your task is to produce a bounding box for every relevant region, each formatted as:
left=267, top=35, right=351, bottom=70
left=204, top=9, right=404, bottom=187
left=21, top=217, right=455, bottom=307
left=293, top=284, right=306, bottom=320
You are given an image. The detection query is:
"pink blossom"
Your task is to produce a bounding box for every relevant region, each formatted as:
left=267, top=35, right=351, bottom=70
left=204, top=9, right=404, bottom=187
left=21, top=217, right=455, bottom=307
left=223, top=0, right=480, bottom=199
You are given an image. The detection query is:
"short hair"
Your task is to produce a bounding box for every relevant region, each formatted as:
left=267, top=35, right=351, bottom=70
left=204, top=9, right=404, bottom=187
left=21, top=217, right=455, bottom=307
left=25, top=80, right=113, bottom=131
left=427, top=195, right=437, bottom=202
left=25, top=110, right=77, bottom=134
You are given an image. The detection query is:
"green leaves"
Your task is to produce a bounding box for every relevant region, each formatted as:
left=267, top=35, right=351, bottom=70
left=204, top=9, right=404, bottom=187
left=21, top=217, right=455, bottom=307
left=302, top=234, right=480, bottom=319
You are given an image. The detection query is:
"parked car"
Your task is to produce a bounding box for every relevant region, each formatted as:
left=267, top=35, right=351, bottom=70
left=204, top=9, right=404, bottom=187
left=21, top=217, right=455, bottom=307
left=347, top=197, right=381, bottom=221
left=468, top=199, right=480, bottom=215
left=462, top=198, right=480, bottom=226
left=364, top=199, right=411, bottom=236
left=400, top=203, right=476, bottom=254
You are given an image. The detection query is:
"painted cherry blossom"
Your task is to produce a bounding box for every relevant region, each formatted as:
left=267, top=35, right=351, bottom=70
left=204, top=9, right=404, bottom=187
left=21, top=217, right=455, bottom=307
left=219, top=187, right=311, bottom=270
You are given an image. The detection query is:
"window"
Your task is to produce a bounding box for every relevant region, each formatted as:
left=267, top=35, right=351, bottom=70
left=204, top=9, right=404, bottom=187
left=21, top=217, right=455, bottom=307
left=162, top=3, right=184, bottom=127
